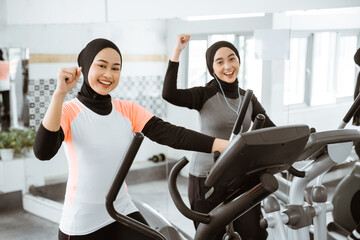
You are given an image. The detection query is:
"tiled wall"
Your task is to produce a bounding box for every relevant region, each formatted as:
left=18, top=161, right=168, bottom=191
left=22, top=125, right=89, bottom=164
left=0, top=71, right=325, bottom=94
left=28, top=75, right=167, bottom=129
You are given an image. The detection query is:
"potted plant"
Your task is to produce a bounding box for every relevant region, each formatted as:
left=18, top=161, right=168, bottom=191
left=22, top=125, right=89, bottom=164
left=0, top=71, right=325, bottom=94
left=0, top=130, right=17, bottom=161
left=20, top=128, right=36, bottom=156
left=0, top=128, right=37, bottom=160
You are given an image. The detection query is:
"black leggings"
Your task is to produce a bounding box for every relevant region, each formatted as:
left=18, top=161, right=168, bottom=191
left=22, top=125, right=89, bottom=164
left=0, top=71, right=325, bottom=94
left=188, top=174, right=268, bottom=240
left=0, top=90, right=10, bottom=131
left=58, top=212, right=154, bottom=240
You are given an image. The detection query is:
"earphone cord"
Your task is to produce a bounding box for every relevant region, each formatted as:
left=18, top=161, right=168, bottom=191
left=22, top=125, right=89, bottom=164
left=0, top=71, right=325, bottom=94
left=214, top=75, right=241, bottom=115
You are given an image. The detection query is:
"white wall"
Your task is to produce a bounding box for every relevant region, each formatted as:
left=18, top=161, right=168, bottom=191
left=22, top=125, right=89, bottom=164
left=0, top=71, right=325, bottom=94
left=0, top=0, right=6, bottom=43
left=6, top=0, right=107, bottom=25
left=0, top=0, right=6, bottom=25
left=4, top=21, right=168, bottom=78
left=5, top=0, right=360, bottom=24
left=275, top=9, right=360, bottom=31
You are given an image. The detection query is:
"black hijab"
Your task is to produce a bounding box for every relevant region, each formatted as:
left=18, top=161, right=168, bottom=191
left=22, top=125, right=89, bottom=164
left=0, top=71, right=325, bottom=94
left=205, top=41, right=240, bottom=78
left=76, top=38, right=122, bottom=115
left=205, top=41, right=241, bottom=96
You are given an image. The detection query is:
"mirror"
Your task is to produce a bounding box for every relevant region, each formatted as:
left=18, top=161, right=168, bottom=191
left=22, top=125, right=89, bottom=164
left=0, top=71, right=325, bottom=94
left=0, top=47, right=30, bottom=131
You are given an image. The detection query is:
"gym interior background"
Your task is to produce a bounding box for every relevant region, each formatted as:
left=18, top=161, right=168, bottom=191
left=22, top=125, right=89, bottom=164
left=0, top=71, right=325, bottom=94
left=0, top=0, right=360, bottom=239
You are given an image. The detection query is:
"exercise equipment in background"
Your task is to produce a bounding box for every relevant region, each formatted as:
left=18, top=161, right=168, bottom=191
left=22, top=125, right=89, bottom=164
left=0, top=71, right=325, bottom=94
left=261, top=91, right=360, bottom=240
left=328, top=162, right=360, bottom=239
left=148, top=153, right=166, bottom=163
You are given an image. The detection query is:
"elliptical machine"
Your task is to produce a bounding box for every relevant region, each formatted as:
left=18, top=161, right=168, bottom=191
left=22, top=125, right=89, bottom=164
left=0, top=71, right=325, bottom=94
left=327, top=161, right=360, bottom=239
left=260, top=94, right=360, bottom=240
left=105, top=92, right=360, bottom=240
left=105, top=90, right=316, bottom=239
left=106, top=125, right=314, bottom=240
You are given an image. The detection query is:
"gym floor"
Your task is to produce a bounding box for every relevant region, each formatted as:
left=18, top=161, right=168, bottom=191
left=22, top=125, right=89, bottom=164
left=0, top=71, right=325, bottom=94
left=1, top=158, right=355, bottom=240
left=1, top=169, right=346, bottom=240
left=5, top=152, right=357, bottom=240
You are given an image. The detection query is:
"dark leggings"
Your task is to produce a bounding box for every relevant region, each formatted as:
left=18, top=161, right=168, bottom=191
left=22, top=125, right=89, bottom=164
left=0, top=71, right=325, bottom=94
left=0, top=90, right=10, bottom=131
left=188, top=174, right=268, bottom=240
left=58, top=212, right=155, bottom=240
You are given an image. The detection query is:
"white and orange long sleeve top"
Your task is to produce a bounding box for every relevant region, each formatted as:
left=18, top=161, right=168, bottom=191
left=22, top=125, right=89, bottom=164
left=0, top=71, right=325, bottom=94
left=33, top=97, right=215, bottom=235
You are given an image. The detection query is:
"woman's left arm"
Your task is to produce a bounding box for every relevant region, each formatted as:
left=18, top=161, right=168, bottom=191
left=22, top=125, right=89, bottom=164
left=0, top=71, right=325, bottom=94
left=251, top=95, right=276, bottom=128
left=142, top=116, right=229, bottom=153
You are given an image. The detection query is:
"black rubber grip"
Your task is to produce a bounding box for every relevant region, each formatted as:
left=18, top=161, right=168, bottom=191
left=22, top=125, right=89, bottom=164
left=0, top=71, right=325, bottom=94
left=251, top=114, right=265, bottom=131
left=259, top=219, right=268, bottom=229
left=288, top=166, right=306, bottom=178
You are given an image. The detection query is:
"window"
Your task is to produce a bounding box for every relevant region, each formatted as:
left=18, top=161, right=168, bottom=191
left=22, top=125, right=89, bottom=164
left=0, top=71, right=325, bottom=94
left=285, top=31, right=359, bottom=106
left=311, top=32, right=337, bottom=105
left=284, top=37, right=308, bottom=105
left=187, top=40, right=207, bottom=88
left=238, top=36, right=263, bottom=98
left=336, top=35, right=358, bottom=98
left=186, top=31, right=359, bottom=107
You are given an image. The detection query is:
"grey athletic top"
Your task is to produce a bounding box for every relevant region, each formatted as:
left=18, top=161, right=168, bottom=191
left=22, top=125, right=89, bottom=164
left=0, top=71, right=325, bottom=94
left=163, top=61, right=275, bottom=177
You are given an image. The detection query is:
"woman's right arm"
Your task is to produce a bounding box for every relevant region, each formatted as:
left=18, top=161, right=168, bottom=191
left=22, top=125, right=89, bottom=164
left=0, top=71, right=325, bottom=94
left=33, top=67, right=81, bottom=160
left=162, top=34, right=201, bottom=109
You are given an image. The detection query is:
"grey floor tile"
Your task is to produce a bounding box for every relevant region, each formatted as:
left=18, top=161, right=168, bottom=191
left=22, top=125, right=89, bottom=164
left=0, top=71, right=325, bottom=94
left=128, top=176, right=196, bottom=237
left=0, top=209, right=58, bottom=240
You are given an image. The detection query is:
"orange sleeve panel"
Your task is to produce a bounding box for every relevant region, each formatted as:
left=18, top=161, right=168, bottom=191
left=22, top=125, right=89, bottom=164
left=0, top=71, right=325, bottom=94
left=61, top=100, right=84, bottom=142
left=113, top=99, right=154, bottom=133
left=0, top=61, right=9, bottom=80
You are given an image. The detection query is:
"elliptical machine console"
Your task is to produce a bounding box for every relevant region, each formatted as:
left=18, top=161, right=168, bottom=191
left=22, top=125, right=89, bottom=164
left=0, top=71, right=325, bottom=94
left=206, top=125, right=310, bottom=201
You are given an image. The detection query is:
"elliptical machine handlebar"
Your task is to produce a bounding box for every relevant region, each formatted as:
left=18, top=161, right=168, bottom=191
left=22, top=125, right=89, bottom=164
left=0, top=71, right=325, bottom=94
left=168, top=157, right=211, bottom=224
left=340, top=93, right=360, bottom=128
left=230, top=89, right=253, bottom=141
left=168, top=152, right=280, bottom=240
left=105, top=132, right=167, bottom=240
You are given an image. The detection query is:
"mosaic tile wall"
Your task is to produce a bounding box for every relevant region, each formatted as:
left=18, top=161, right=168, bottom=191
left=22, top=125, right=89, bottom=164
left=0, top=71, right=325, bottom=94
left=28, top=75, right=167, bottom=129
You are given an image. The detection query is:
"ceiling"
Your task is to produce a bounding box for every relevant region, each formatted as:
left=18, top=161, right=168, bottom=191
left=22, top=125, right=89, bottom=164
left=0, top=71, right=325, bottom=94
left=4, top=0, right=360, bottom=25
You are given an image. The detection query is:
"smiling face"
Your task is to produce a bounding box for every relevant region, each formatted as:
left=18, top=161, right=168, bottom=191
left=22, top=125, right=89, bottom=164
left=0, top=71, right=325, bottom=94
left=212, top=47, right=240, bottom=83
left=87, top=48, right=122, bottom=95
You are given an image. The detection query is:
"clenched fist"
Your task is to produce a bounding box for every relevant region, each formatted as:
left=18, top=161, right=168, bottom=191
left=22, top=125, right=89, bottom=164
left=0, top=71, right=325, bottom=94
left=175, top=34, right=191, bottom=52
left=171, top=34, right=191, bottom=62
left=56, top=67, right=82, bottom=96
